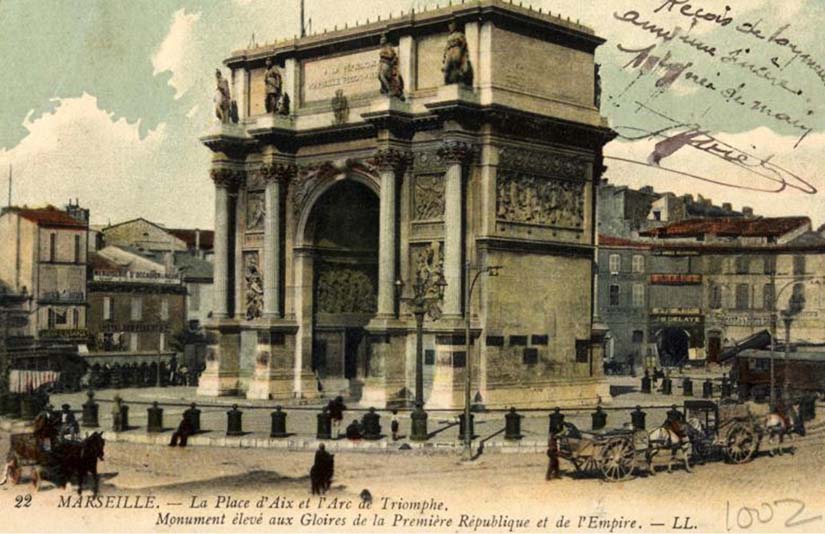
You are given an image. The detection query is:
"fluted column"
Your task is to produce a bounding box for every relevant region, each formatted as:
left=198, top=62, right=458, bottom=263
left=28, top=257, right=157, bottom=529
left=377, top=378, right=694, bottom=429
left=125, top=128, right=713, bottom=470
left=374, top=148, right=410, bottom=318
left=261, top=162, right=295, bottom=319
left=438, top=140, right=474, bottom=317
left=210, top=167, right=240, bottom=319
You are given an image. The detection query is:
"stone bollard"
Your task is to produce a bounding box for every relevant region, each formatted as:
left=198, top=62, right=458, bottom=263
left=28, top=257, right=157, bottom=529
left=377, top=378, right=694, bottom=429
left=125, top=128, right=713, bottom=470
left=641, top=375, right=651, bottom=394
left=362, top=408, right=381, bottom=440
left=682, top=377, right=694, bottom=397
left=112, top=401, right=129, bottom=432
left=458, top=412, right=475, bottom=441
left=702, top=379, right=713, bottom=399
left=82, top=390, right=99, bottom=428
left=147, top=401, right=163, bottom=433
left=662, top=378, right=673, bottom=395
left=631, top=406, right=646, bottom=430
left=721, top=377, right=732, bottom=399
left=184, top=403, right=201, bottom=434
left=226, top=404, right=243, bottom=436
left=270, top=406, right=288, bottom=438
left=591, top=406, right=607, bottom=430
left=504, top=407, right=523, bottom=440
left=410, top=406, right=428, bottom=442
left=316, top=410, right=332, bottom=440
left=548, top=407, right=565, bottom=435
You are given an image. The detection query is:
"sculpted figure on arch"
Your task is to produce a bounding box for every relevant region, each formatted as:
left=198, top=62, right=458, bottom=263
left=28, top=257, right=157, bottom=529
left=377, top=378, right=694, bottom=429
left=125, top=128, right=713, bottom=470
left=442, top=20, right=473, bottom=86
left=264, top=58, right=283, bottom=114
left=378, top=34, right=405, bottom=100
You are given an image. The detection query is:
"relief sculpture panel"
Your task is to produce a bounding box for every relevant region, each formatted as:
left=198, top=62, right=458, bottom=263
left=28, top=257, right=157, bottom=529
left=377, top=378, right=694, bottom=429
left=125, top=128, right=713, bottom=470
left=246, top=191, right=265, bottom=232
left=413, top=174, right=445, bottom=221
left=496, top=172, right=584, bottom=228
left=244, top=251, right=263, bottom=320
left=496, top=146, right=587, bottom=229
left=316, top=266, right=377, bottom=314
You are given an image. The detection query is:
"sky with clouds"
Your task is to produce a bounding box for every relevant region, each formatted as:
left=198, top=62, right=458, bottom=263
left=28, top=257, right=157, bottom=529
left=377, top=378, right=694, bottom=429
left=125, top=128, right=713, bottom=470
left=1, top=0, right=823, bottom=228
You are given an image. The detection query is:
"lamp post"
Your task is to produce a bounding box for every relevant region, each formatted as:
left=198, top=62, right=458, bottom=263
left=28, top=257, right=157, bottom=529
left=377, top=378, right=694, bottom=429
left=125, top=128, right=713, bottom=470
left=397, top=264, right=447, bottom=441
left=767, top=277, right=814, bottom=409
left=462, top=261, right=501, bottom=461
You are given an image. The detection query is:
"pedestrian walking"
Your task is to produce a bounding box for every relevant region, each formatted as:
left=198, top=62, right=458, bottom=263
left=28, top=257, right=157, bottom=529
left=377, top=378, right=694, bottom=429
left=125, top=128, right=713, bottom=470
left=390, top=409, right=400, bottom=441
left=546, top=433, right=560, bottom=480
left=111, top=395, right=124, bottom=432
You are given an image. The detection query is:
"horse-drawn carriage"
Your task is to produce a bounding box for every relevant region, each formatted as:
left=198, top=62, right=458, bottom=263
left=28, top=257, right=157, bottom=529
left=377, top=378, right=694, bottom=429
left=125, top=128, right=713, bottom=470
left=1, top=415, right=105, bottom=495
left=557, top=427, right=642, bottom=481
left=684, top=399, right=763, bottom=463
left=556, top=422, right=691, bottom=482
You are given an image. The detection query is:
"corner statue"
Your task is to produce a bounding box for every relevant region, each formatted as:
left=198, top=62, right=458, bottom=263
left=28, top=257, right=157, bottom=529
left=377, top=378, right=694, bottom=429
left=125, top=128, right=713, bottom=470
left=378, top=34, right=404, bottom=100
left=214, top=69, right=232, bottom=123
left=264, top=58, right=283, bottom=114
left=442, top=20, right=473, bottom=86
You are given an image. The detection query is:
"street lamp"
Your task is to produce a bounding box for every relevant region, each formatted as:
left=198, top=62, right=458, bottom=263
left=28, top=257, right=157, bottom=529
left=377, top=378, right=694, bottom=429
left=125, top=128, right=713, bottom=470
left=462, top=262, right=501, bottom=461
left=397, top=265, right=447, bottom=441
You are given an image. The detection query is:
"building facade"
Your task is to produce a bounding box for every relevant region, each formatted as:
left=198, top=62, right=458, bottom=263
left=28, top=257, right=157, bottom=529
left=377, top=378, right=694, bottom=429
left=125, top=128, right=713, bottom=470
left=86, top=249, right=186, bottom=368
left=0, top=204, right=89, bottom=345
left=199, top=1, right=614, bottom=407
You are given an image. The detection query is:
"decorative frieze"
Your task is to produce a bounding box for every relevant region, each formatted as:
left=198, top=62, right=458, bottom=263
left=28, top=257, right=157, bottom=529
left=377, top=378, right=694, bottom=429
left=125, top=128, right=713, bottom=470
left=316, top=266, right=377, bottom=314
left=244, top=251, right=263, bottom=320
left=495, top=171, right=584, bottom=228
left=412, top=174, right=445, bottom=221
left=498, top=146, right=588, bottom=181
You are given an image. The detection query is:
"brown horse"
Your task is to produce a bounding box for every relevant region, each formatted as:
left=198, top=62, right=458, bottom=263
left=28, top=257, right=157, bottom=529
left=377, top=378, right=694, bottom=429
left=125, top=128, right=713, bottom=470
left=55, top=432, right=106, bottom=495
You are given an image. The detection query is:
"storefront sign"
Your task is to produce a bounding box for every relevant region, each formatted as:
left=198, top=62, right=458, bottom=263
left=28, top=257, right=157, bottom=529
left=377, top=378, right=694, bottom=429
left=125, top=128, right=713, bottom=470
left=650, top=273, right=702, bottom=285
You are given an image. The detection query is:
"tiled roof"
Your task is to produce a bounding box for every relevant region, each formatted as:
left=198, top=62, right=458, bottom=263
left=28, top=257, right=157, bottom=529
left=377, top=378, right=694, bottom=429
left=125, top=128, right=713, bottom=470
left=640, top=217, right=809, bottom=239
left=4, top=206, right=86, bottom=229
left=88, top=252, right=124, bottom=273
left=168, top=229, right=214, bottom=250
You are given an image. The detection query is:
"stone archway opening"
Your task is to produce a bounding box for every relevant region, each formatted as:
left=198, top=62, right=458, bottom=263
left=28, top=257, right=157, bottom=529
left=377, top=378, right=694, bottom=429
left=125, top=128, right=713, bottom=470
left=304, top=179, right=379, bottom=397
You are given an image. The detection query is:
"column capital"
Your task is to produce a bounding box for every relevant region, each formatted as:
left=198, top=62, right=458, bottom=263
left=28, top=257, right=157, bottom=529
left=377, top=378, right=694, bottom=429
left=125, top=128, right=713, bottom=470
left=261, top=161, right=297, bottom=184
left=437, top=140, right=475, bottom=165
left=210, top=167, right=244, bottom=190
left=373, top=147, right=413, bottom=174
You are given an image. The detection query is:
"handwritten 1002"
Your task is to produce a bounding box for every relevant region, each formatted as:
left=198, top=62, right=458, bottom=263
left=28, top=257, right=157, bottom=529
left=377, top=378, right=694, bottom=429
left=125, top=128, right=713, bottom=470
left=726, top=499, right=822, bottom=531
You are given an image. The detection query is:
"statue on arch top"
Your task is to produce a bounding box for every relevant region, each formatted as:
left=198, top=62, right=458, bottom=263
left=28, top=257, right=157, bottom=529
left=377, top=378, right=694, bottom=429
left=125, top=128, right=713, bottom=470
left=442, top=20, right=473, bottom=86
left=377, top=34, right=405, bottom=100
left=214, top=69, right=232, bottom=123
left=264, top=58, right=283, bottom=114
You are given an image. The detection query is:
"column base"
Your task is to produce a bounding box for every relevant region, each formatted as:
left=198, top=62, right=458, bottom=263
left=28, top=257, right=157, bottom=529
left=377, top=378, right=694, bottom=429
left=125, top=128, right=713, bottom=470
left=197, top=368, right=240, bottom=397
left=246, top=372, right=294, bottom=400
left=360, top=379, right=408, bottom=408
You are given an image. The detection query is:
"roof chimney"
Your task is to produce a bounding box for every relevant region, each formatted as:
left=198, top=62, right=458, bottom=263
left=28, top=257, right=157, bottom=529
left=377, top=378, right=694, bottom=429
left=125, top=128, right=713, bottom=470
left=742, top=206, right=754, bottom=217
left=722, top=202, right=732, bottom=211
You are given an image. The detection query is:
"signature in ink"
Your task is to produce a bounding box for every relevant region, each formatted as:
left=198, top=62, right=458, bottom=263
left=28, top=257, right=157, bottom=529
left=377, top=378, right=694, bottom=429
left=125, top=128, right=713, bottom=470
left=609, top=102, right=817, bottom=195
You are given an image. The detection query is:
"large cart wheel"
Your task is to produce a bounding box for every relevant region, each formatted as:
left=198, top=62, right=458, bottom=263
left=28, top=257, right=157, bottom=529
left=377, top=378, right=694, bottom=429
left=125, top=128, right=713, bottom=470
left=725, top=423, right=757, bottom=464
left=600, top=438, right=636, bottom=481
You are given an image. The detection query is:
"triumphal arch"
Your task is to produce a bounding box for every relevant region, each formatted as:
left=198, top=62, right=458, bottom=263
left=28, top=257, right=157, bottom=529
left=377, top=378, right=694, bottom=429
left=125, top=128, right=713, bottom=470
left=199, top=0, right=614, bottom=408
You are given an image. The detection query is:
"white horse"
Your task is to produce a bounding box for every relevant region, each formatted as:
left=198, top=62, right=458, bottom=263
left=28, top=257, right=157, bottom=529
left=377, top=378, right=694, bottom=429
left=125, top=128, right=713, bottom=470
left=645, top=423, right=692, bottom=474
left=763, top=405, right=804, bottom=457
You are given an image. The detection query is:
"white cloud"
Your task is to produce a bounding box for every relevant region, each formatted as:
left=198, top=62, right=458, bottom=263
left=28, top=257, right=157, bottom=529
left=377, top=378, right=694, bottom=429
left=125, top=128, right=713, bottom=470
left=152, top=9, right=202, bottom=99
left=604, top=127, right=825, bottom=225
left=0, top=93, right=172, bottom=224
